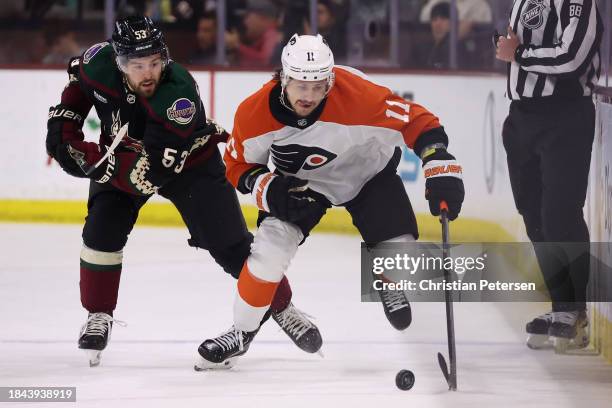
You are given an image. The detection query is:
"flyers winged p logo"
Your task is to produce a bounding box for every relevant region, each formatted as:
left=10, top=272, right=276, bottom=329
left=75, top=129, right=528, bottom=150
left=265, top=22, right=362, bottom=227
left=270, top=144, right=337, bottom=174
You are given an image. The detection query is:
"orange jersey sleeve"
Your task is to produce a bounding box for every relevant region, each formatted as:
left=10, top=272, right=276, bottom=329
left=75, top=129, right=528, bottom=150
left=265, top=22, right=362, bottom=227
left=224, top=80, right=284, bottom=188
left=321, top=67, right=441, bottom=148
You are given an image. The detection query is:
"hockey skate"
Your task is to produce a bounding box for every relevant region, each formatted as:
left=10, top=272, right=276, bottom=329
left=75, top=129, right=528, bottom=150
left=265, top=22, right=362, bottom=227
left=549, top=311, right=589, bottom=354
left=377, top=288, right=412, bottom=330
left=272, top=302, right=322, bottom=354
left=195, top=326, right=257, bottom=371
left=78, top=312, right=125, bottom=367
left=526, top=311, right=554, bottom=350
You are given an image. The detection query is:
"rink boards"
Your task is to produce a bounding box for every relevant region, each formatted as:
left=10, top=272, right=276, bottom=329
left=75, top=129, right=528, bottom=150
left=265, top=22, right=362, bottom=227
left=0, top=68, right=520, bottom=239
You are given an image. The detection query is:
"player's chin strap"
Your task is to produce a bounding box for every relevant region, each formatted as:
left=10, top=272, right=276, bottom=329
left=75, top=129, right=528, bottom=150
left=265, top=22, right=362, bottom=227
left=279, top=87, right=295, bottom=113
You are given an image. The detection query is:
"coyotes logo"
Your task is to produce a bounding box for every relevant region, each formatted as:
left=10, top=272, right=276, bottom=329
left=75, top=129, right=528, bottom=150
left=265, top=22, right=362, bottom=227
left=270, top=144, right=337, bottom=174
left=110, top=111, right=143, bottom=152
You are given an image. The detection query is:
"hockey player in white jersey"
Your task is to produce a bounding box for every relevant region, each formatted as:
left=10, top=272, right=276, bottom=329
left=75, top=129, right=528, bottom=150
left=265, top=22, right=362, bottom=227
left=195, top=34, right=465, bottom=369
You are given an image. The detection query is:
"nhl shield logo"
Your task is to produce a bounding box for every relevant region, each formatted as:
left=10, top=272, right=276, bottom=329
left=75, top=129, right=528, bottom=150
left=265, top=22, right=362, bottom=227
left=521, top=0, right=546, bottom=30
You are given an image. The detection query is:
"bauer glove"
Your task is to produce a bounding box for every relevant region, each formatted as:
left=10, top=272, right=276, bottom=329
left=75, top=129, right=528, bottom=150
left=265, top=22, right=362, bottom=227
left=54, top=141, right=107, bottom=179
left=422, top=148, right=464, bottom=220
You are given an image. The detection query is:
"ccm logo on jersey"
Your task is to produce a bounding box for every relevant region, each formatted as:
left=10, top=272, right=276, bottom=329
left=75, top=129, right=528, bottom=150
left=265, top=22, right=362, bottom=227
left=423, top=160, right=463, bottom=179
left=270, top=144, right=337, bottom=174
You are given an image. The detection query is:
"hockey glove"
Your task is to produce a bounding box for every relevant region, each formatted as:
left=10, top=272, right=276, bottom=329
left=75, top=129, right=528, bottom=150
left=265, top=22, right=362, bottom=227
left=204, top=118, right=230, bottom=144
left=422, top=148, right=464, bottom=220
left=47, top=104, right=111, bottom=180
left=55, top=141, right=116, bottom=181
left=251, top=173, right=319, bottom=222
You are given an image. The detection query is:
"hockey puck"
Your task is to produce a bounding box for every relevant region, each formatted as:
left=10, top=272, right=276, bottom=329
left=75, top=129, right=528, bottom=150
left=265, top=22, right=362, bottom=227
left=395, top=369, right=415, bottom=390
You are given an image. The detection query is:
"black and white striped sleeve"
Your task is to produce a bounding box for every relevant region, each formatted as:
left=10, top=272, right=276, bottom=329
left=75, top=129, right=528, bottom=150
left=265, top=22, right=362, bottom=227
left=515, top=0, right=602, bottom=77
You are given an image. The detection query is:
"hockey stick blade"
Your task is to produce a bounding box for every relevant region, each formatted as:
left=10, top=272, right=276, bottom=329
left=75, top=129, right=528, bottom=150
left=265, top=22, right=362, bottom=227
left=437, top=352, right=451, bottom=386
left=85, top=122, right=129, bottom=176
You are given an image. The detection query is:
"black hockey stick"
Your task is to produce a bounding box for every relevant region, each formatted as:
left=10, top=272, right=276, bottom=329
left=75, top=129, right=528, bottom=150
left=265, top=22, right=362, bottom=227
left=437, top=201, right=457, bottom=391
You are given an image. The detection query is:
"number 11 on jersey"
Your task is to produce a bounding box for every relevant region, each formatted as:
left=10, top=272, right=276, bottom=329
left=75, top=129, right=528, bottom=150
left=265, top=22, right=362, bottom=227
left=385, top=100, right=411, bottom=123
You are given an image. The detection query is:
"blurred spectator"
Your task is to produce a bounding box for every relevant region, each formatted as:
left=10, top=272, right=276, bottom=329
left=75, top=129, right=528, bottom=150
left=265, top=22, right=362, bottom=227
left=189, top=12, right=218, bottom=65
left=225, top=0, right=281, bottom=67
left=116, top=0, right=147, bottom=19
left=271, top=0, right=347, bottom=65
left=42, top=21, right=84, bottom=65
left=0, top=31, right=45, bottom=64
left=419, top=0, right=492, bottom=39
left=270, top=1, right=309, bottom=66
left=0, top=1, right=25, bottom=18
left=312, top=0, right=347, bottom=62
left=410, top=2, right=469, bottom=70
left=150, top=0, right=208, bottom=25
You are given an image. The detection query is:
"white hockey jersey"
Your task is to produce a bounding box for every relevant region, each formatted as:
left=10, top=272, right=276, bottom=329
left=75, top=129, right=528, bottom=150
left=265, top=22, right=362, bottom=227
left=225, top=66, right=441, bottom=205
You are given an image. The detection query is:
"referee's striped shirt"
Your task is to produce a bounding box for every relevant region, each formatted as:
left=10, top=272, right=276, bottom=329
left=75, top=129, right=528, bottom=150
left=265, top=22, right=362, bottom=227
left=507, top=0, right=603, bottom=100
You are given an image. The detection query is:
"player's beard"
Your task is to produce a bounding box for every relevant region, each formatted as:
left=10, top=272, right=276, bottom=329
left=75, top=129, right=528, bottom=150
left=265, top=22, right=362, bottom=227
left=125, top=76, right=159, bottom=98
left=135, top=79, right=158, bottom=97
left=293, top=100, right=317, bottom=117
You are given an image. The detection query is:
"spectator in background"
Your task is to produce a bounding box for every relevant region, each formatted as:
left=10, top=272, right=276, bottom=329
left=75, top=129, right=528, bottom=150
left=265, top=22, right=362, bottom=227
left=189, top=12, right=218, bottom=65
left=271, top=0, right=348, bottom=66
left=145, top=0, right=215, bottom=24
left=270, top=0, right=309, bottom=66
left=42, top=21, right=84, bottom=65
left=410, top=2, right=469, bottom=70
left=0, top=1, right=25, bottom=18
left=419, top=0, right=492, bottom=39
left=225, top=0, right=281, bottom=67
left=312, top=0, right=347, bottom=63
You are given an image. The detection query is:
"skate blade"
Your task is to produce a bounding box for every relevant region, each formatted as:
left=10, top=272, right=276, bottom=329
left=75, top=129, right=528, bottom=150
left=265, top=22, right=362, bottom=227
left=552, top=331, right=590, bottom=355
left=553, top=337, right=571, bottom=354
left=84, top=350, right=102, bottom=367
left=194, top=356, right=239, bottom=371
left=526, top=334, right=552, bottom=350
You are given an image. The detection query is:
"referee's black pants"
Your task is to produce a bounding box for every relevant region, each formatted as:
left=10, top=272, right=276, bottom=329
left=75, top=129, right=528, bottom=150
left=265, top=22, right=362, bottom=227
left=502, top=97, right=594, bottom=312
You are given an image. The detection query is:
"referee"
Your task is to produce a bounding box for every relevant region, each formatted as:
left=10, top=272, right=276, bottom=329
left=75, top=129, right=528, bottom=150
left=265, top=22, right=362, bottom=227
left=495, top=0, right=603, bottom=352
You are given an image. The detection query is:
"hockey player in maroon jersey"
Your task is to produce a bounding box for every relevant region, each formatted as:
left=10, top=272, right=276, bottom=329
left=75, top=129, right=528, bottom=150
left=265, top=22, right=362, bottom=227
left=45, top=16, right=320, bottom=367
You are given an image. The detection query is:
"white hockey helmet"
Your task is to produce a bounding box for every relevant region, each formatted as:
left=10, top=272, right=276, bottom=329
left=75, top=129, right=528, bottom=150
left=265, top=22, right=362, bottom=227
left=280, top=34, right=335, bottom=91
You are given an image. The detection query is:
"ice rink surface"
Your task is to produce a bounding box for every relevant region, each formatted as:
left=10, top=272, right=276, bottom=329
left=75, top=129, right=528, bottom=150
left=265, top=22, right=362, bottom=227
left=1, top=223, right=611, bottom=408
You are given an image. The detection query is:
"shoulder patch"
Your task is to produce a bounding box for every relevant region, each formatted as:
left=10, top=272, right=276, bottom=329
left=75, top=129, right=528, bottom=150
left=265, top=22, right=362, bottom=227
left=144, top=63, right=201, bottom=131
left=166, top=98, right=196, bottom=125
left=83, top=42, right=109, bottom=64
left=80, top=42, right=120, bottom=96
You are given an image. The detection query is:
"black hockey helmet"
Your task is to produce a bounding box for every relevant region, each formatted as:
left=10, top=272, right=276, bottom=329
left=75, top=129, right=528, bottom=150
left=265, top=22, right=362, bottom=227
left=112, top=15, right=169, bottom=70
